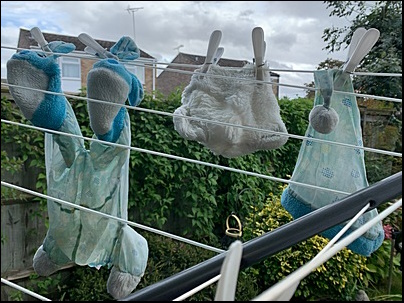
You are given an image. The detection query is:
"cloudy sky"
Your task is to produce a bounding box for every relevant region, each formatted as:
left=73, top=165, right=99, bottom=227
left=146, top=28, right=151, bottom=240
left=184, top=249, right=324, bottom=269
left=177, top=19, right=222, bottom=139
left=1, top=1, right=358, bottom=98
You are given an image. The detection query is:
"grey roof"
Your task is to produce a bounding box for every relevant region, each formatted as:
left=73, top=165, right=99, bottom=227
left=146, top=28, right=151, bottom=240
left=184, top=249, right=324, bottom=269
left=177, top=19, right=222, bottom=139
left=156, top=52, right=279, bottom=96
left=168, top=52, right=279, bottom=75
left=174, top=52, right=248, bottom=68
left=17, top=28, right=154, bottom=59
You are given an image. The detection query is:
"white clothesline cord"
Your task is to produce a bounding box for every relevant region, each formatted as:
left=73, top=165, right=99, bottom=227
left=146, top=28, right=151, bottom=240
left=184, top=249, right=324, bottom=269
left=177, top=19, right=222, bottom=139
left=1, top=42, right=401, bottom=301
left=315, top=203, right=370, bottom=258
left=116, top=62, right=404, bottom=102
left=260, top=69, right=402, bottom=77
left=1, top=45, right=156, bottom=64
left=1, top=278, right=52, bottom=301
left=2, top=84, right=402, bottom=158
left=1, top=119, right=354, bottom=195
left=347, top=71, right=402, bottom=77
left=2, top=114, right=401, bottom=164
left=12, top=120, right=378, bottom=194
left=2, top=45, right=402, bottom=77
left=173, top=203, right=372, bottom=301
left=271, top=203, right=372, bottom=300
left=156, top=63, right=402, bottom=77
left=270, top=203, right=373, bottom=301
left=173, top=275, right=221, bottom=301
left=334, top=90, right=401, bottom=103
left=2, top=47, right=402, bottom=102
left=252, top=198, right=402, bottom=301
left=0, top=181, right=225, bottom=254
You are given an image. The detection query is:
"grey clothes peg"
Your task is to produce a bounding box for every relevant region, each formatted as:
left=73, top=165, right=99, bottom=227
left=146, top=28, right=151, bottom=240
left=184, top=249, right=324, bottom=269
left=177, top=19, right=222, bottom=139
left=78, top=33, right=118, bottom=60
left=346, top=27, right=367, bottom=64
left=30, top=27, right=52, bottom=53
left=309, top=27, right=380, bottom=134
left=213, top=47, right=224, bottom=65
left=200, top=30, right=222, bottom=76
left=214, top=240, right=243, bottom=301
left=342, top=28, right=380, bottom=74
left=252, top=27, right=266, bottom=82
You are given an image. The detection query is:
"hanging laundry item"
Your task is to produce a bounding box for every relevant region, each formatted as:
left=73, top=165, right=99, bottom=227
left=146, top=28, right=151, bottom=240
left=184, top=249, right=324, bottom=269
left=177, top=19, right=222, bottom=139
left=281, top=69, right=384, bottom=257
left=6, top=28, right=148, bottom=300
left=173, top=28, right=288, bottom=158
left=307, top=70, right=339, bottom=134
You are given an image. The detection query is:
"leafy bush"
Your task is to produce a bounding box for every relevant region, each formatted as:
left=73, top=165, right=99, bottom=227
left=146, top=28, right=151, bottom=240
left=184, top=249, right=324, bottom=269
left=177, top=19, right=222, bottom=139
left=62, top=266, right=112, bottom=301
left=139, top=231, right=260, bottom=301
left=1, top=96, right=46, bottom=202
left=243, top=187, right=369, bottom=301
left=28, top=273, right=69, bottom=301
left=53, top=230, right=259, bottom=301
left=2, top=90, right=400, bottom=301
left=364, top=239, right=401, bottom=287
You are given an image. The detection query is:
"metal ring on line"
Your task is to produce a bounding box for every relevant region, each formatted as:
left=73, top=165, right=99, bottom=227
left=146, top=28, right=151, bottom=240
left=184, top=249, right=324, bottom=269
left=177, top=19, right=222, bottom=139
left=225, top=214, right=242, bottom=238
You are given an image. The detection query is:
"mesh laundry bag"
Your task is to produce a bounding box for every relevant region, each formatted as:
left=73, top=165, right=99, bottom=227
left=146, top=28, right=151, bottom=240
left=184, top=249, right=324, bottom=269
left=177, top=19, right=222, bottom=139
left=173, top=63, right=288, bottom=158
left=281, top=69, right=384, bottom=257
left=7, top=34, right=148, bottom=299
left=42, top=104, right=147, bottom=271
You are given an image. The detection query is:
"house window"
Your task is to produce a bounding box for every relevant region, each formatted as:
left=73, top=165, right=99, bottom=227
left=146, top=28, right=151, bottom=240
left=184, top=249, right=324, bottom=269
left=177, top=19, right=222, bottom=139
left=59, top=57, right=81, bottom=93
left=60, top=57, right=80, bottom=79
left=124, top=64, right=145, bottom=85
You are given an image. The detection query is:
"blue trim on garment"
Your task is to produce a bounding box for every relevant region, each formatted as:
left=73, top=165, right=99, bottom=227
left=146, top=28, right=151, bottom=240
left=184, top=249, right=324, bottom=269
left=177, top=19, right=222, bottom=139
left=97, top=107, right=127, bottom=143
left=92, top=58, right=143, bottom=107
left=281, top=187, right=384, bottom=257
left=10, top=51, right=66, bottom=130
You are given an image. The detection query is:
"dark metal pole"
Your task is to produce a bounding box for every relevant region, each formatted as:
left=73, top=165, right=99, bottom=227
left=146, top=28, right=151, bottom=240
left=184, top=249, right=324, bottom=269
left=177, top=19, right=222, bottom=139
left=122, top=171, right=402, bottom=301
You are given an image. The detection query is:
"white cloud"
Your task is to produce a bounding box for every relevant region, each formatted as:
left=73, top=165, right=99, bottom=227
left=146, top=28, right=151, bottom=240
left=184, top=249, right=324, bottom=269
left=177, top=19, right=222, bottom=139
left=1, top=1, right=353, bottom=97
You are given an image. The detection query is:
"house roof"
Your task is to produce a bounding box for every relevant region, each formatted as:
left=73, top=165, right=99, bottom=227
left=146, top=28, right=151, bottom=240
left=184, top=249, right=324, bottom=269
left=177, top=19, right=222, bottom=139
left=173, top=52, right=249, bottom=68
left=156, top=52, right=279, bottom=96
left=17, top=28, right=155, bottom=59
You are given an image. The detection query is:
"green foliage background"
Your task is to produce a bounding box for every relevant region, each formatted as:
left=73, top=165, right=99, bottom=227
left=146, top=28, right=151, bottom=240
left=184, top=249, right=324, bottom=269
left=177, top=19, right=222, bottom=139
left=1, top=89, right=401, bottom=301
left=323, top=1, right=402, bottom=102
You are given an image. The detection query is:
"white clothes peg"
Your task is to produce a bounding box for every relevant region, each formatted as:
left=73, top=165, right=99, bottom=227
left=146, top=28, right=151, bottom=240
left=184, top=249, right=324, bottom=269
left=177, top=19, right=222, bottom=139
left=78, top=33, right=117, bottom=60
left=213, top=47, right=224, bottom=65
left=173, top=237, right=240, bottom=302
left=252, top=199, right=402, bottom=301
left=30, top=27, right=52, bottom=53
left=200, top=30, right=222, bottom=75
left=346, top=27, right=367, bottom=63
left=252, top=27, right=266, bottom=82
left=82, top=46, right=98, bottom=57
left=342, top=28, right=380, bottom=73
left=214, top=240, right=243, bottom=301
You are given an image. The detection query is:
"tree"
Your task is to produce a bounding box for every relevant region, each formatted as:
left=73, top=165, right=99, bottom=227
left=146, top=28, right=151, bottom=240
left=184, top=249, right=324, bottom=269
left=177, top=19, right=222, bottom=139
left=304, top=58, right=344, bottom=99
left=322, top=1, right=402, bottom=184
left=322, top=1, right=402, bottom=104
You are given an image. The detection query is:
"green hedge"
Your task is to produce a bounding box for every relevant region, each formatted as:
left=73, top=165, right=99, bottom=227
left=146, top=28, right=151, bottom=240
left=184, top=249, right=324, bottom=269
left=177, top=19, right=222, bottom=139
left=242, top=188, right=369, bottom=301
left=2, top=90, right=401, bottom=301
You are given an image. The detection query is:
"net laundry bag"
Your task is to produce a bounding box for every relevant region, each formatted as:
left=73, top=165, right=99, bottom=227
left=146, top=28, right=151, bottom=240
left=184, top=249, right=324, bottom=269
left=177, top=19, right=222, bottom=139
left=281, top=69, right=384, bottom=257
left=7, top=33, right=148, bottom=300
left=173, top=63, right=288, bottom=158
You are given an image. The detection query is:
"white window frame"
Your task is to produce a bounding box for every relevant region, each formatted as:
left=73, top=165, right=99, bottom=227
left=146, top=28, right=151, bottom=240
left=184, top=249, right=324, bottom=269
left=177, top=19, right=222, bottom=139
left=59, top=57, right=81, bottom=80
left=124, top=64, right=145, bottom=85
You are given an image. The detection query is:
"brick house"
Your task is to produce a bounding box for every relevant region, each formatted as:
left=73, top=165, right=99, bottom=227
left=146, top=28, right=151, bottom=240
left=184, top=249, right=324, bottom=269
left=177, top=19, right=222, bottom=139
left=16, top=28, right=157, bottom=94
left=156, top=52, right=280, bottom=99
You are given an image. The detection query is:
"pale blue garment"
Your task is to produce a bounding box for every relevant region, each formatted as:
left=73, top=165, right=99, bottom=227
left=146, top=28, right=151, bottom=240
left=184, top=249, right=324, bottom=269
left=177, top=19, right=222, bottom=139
left=281, top=69, right=384, bottom=256
left=42, top=100, right=148, bottom=276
